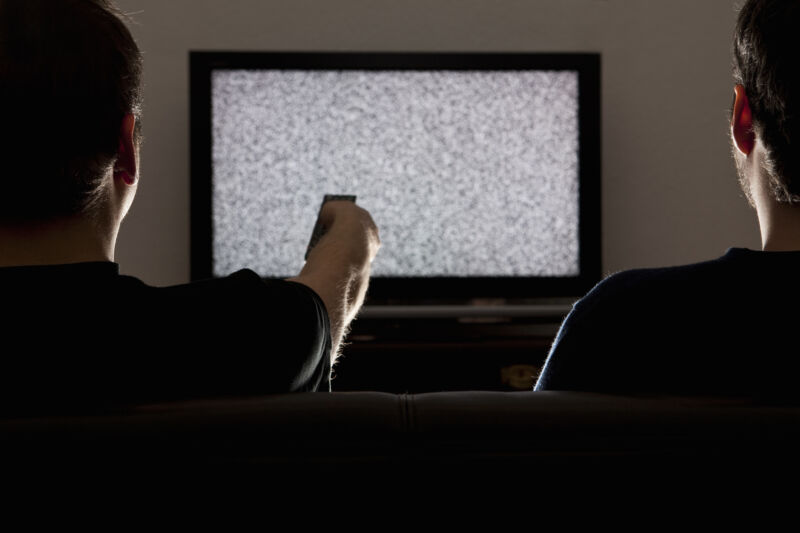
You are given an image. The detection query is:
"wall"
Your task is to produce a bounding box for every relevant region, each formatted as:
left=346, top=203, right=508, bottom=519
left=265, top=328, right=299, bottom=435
left=114, top=0, right=758, bottom=287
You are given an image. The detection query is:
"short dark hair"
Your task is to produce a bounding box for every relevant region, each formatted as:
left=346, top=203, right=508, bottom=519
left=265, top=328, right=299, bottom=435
left=0, top=0, right=142, bottom=222
left=733, top=0, right=800, bottom=203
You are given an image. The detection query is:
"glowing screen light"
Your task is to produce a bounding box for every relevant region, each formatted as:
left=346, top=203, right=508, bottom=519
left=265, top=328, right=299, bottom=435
left=211, top=69, right=579, bottom=278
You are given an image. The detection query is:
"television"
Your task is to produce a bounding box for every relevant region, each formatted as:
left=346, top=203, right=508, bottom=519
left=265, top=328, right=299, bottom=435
left=190, top=52, right=600, bottom=312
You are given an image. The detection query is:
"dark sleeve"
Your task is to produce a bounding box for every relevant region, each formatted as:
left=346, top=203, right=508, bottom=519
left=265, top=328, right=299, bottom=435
left=243, top=274, right=333, bottom=393
left=156, top=270, right=332, bottom=395
left=266, top=279, right=333, bottom=393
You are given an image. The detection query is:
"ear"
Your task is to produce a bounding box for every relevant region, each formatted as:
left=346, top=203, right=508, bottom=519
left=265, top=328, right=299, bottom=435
left=731, top=84, right=756, bottom=156
left=114, top=113, right=138, bottom=186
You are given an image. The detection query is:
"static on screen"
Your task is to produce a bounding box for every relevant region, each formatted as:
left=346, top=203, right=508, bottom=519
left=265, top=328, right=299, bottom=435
left=211, top=69, right=579, bottom=278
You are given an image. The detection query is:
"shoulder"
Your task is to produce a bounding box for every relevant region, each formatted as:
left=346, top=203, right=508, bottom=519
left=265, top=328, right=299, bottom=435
left=535, top=251, right=738, bottom=392
left=120, top=269, right=329, bottom=334
left=571, top=251, right=739, bottom=318
left=134, top=269, right=320, bottom=303
left=125, top=270, right=333, bottom=394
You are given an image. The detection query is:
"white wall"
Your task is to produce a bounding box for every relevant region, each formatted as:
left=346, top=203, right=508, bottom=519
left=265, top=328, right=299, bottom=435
left=114, top=0, right=758, bottom=286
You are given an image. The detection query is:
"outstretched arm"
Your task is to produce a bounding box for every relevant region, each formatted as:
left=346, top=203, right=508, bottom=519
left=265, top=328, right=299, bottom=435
left=288, top=201, right=380, bottom=362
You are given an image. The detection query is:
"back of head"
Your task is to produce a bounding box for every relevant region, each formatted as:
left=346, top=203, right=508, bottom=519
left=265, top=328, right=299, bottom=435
left=734, top=0, right=800, bottom=203
left=0, top=0, right=142, bottom=223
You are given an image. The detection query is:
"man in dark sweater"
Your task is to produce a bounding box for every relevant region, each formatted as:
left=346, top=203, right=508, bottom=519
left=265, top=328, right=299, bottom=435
left=0, top=0, right=379, bottom=411
left=536, top=0, right=800, bottom=396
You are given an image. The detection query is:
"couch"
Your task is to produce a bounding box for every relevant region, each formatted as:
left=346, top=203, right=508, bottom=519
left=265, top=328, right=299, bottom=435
left=4, top=390, right=800, bottom=493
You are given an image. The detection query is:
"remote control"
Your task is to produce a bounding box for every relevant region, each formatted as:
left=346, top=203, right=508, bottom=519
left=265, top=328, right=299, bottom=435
left=304, top=194, right=357, bottom=260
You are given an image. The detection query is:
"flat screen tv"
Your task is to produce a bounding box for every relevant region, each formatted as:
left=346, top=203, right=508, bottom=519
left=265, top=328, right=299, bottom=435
left=190, top=52, right=600, bottom=306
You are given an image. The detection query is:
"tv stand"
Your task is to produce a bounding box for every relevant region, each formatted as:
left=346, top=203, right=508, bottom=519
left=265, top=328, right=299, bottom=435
left=333, top=301, right=572, bottom=393
left=359, top=302, right=573, bottom=319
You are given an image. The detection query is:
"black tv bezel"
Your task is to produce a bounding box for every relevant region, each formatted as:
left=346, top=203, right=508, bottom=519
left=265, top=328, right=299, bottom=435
left=190, top=51, right=601, bottom=302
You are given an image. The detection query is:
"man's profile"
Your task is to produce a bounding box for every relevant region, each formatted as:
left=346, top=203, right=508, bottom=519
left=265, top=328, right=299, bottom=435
left=0, top=0, right=379, bottom=412
left=535, top=0, right=800, bottom=396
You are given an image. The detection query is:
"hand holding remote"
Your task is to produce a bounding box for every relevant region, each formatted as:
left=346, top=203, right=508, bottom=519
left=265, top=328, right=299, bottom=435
left=291, top=195, right=380, bottom=361
left=305, top=195, right=357, bottom=260
left=308, top=200, right=380, bottom=267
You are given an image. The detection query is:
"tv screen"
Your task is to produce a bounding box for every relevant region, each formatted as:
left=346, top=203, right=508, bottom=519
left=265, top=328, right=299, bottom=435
left=191, top=52, right=600, bottom=302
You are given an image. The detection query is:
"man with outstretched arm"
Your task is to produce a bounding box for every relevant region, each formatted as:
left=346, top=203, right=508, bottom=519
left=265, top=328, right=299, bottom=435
left=0, top=0, right=379, bottom=411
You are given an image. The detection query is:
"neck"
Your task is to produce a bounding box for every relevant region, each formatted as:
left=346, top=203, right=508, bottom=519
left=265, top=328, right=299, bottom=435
left=753, top=168, right=800, bottom=251
left=0, top=214, right=117, bottom=267
left=757, top=201, right=800, bottom=251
